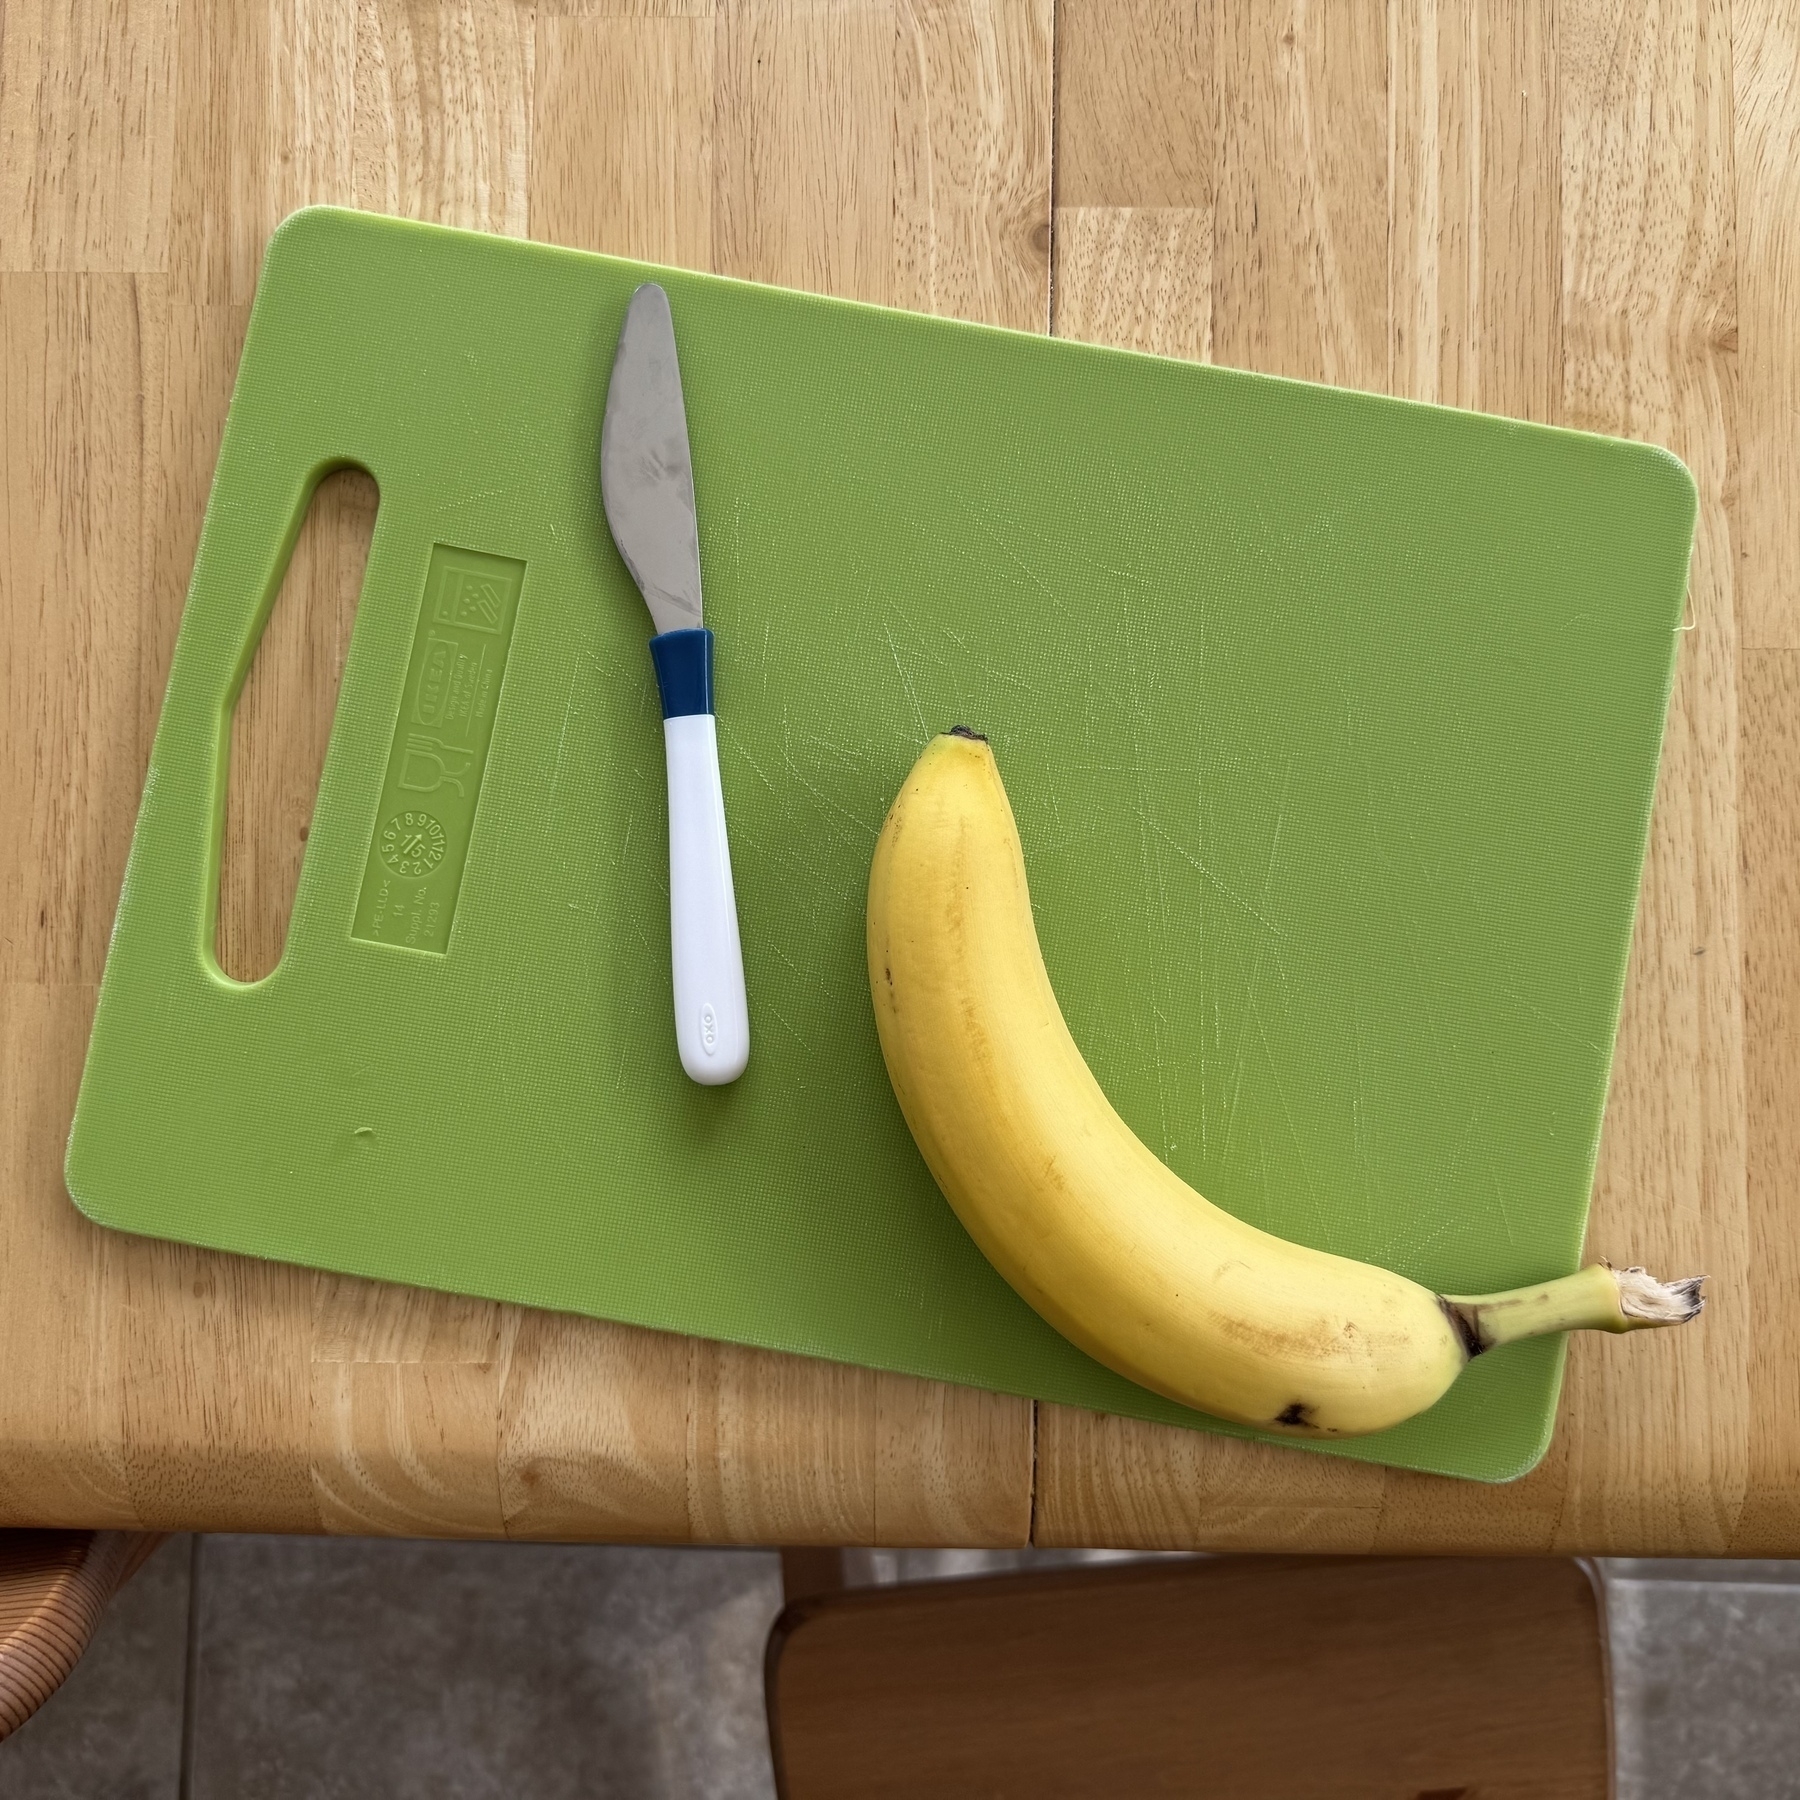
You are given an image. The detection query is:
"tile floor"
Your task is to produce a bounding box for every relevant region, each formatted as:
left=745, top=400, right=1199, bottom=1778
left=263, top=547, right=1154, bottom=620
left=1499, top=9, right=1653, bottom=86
left=1604, top=1559, right=1800, bottom=1799
left=0, top=1538, right=782, bottom=1800
left=1, top=1539, right=1796, bottom=1796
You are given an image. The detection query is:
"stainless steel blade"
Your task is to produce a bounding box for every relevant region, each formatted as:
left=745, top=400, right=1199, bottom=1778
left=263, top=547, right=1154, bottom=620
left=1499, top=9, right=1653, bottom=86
left=601, top=283, right=704, bottom=635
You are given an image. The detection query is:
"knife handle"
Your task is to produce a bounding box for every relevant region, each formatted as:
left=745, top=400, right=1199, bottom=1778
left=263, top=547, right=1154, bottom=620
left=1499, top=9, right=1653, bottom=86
left=651, top=630, right=749, bottom=1085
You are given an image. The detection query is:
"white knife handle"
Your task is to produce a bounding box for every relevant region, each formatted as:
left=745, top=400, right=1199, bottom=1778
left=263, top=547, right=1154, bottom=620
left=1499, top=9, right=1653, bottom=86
left=663, top=712, right=749, bottom=1085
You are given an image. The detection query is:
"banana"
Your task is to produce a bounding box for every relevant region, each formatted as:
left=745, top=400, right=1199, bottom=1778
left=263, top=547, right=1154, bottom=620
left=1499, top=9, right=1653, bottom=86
left=867, top=729, right=1705, bottom=1437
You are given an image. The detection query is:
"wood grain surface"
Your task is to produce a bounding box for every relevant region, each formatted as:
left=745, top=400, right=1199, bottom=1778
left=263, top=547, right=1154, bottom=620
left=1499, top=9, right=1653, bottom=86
left=0, top=0, right=1789, bottom=1553
left=767, top=1556, right=1610, bottom=1797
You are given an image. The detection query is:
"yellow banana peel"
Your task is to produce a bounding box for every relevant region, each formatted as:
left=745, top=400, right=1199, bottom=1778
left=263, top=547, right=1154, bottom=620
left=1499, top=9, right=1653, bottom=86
left=867, top=729, right=1704, bottom=1437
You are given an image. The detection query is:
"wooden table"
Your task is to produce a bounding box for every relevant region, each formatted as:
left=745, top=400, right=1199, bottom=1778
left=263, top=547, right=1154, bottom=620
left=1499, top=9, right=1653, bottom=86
left=2, top=0, right=1792, bottom=1556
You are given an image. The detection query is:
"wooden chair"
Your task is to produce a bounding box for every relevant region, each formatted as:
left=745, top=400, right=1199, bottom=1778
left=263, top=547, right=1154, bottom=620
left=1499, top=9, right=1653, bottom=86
left=0, top=1531, right=167, bottom=1741
left=766, top=1555, right=1611, bottom=1799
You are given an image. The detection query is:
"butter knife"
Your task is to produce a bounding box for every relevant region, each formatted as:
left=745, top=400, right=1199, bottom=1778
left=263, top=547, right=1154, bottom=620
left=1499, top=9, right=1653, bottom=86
left=601, top=283, right=750, bottom=1085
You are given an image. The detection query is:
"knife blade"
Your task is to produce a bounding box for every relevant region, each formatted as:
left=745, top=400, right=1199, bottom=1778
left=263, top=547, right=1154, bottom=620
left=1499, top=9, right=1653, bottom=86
left=601, top=283, right=750, bottom=1085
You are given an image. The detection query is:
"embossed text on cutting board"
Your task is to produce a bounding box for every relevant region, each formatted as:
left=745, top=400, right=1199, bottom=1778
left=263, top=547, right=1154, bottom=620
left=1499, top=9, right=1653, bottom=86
left=351, top=544, right=524, bottom=954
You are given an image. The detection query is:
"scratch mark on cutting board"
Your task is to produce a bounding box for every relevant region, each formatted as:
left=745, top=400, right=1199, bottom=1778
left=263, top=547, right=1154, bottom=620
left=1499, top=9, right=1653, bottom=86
left=954, top=499, right=1066, bottom=614
left=1501, top=982, right=1604, bottom=1056
left=1221, top=921, right=1275, bottom=1169
left=884, top=617, right=930, bottom=739
left=1373, top=1214, right=1458, bottom=1271
left=766, top=1001, right=812, bottom=1053
left=544, top=655, right=598, bottom=825
left=1489, top=1164, right=1520, bottom=1249
left=721, top=720, right=782, bottom=800
left=777, top=710, right=882, bottom=841
left=796, top=732, right=867, bottom=764
left=1252, top=994, right=1320, bottom=1215
left=889, top=603, right=954, bottom=676
left=778, top=735, right=880, bottom=842
left=1137, top=812, right=1284, bottom=937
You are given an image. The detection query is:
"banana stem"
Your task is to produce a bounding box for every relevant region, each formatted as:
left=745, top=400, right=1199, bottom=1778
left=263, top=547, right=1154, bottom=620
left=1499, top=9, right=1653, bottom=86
left=1440, top=1263, right=1706, bottom=1356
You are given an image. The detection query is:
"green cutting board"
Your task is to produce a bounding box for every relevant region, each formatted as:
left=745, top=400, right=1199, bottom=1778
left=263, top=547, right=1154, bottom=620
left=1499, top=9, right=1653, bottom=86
left=66, top=207, right=1695, bottom=1482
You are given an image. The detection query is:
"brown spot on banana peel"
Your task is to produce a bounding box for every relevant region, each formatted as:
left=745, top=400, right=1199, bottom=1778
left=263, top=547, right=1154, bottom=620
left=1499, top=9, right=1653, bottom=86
left=1269, top=1402, right=1342, bottom=1436
left=1213, top=1307, right=1372, bottom=1366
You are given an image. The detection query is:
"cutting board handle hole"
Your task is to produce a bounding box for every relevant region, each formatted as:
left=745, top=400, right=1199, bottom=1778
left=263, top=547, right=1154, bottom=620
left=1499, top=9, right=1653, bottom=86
left=216, top=466, right=379, bottom=983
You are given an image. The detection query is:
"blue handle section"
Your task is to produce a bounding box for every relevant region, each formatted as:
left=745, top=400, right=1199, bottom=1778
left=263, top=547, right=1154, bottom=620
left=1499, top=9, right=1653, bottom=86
left=649, top=628, right=714, bottom=719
